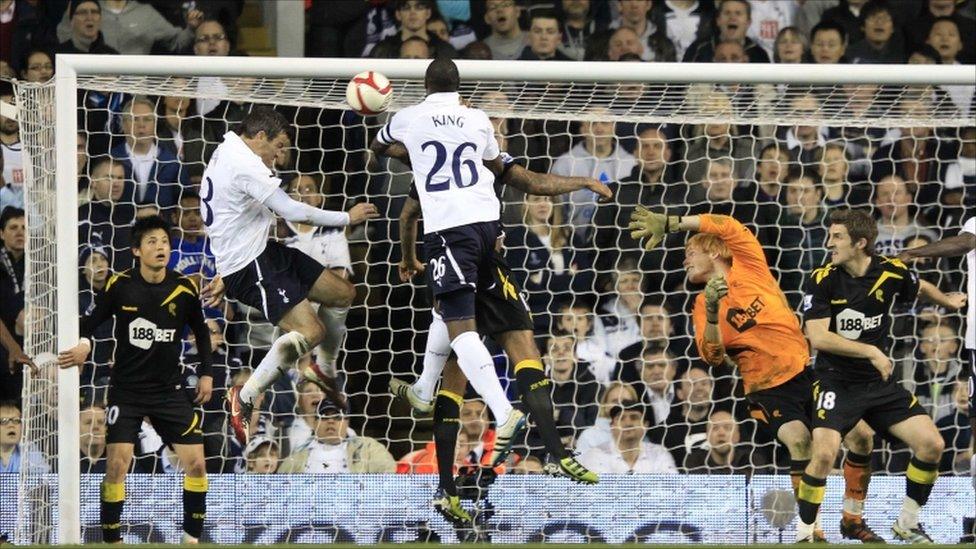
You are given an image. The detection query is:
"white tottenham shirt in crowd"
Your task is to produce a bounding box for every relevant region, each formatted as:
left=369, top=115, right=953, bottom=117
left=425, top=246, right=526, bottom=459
left=376, top=91, right=501, bottom=234
left=303, top=439, right=349, bottom=473
left=578, top=439, right=677, bottom=474
left=964, top=217, right=975, bottom=350
left=200, top=131, right=280, bottom=276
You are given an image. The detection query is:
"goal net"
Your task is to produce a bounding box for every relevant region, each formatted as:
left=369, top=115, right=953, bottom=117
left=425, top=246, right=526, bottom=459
left=6, top=58, right=975, bottom=544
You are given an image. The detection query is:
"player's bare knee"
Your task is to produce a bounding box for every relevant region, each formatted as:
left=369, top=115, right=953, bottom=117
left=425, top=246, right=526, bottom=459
left=914, top=434, right=944, bottom=462
left=845, top=434, right=873, bottom=456
left=335, top=278, right=355, bottom=307
left=105, top=456, right=130, bottom=482
left=184, top=455, right=207, bottom=477
left=809, top=437, right=839, bottom=473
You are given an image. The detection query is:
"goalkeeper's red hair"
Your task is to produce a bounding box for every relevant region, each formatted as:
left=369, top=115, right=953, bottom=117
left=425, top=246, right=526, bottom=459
left=685, top=232, right=733, bottom=264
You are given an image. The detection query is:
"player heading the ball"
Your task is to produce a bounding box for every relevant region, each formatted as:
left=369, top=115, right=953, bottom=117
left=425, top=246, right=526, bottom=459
left=201, top=106, right=378, bottom=445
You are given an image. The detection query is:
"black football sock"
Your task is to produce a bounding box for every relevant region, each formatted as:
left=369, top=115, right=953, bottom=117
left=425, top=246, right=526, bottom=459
left=514, top=360, right=567, bottom=460
left=183, top=475, right=208, bottom=539
left=433, top=389, right=462, bottom=497
left=100, top=481, right=125, bottom=543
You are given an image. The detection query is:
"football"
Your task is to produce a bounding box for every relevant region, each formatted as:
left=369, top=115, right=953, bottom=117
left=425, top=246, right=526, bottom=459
left=346, top=71, right=393, bottom=115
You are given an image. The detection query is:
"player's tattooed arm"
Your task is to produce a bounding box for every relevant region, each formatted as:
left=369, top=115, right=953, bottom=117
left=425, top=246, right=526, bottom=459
left=898, top=232, right=976, bottom=261
left=917, top=279, right=967, bottom=310
left=398, top=196, right=425, bottom=282
left=489, top=158, right=613, bottom=201
left=369, top=139, right=412, bottom=169
left=805, top=318, right=893, bottom=380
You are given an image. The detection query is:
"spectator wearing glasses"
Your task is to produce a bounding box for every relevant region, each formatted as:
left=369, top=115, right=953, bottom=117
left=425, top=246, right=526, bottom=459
left=111, top=96, right=186, bottom=209
left=483, top=0, right=526, bottom=61
left=57, top=0, right=203, bottom=55
left=56, top=0, right=119, bottom=55
left=370, top=0, right=457, bottom=59
left=19, top=48, right=54, bottom=83
left=0, top=400, right=48, bottom=473
left=847, top=0, right=905, bottom=64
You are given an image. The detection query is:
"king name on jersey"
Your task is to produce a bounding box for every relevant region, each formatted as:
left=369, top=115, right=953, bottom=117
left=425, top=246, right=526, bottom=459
left=432, top=114, right=464, bottom=127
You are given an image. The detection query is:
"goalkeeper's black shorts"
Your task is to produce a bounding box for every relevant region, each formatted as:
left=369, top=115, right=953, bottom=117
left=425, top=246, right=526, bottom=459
left=105, top=386, right=203, bottom=446
left=745, top=367, right=815, bottom=437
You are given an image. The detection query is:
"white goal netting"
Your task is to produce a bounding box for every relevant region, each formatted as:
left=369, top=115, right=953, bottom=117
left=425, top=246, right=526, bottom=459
left=6, top=65, right=974, bottom=544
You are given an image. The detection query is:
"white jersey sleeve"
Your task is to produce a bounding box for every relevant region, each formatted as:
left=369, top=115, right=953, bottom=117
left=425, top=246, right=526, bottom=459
left=379, top=92, right=502, bottom=234
left=202, top=132, right=280, bottom=276
left=963, top=217, right=975, bottom=349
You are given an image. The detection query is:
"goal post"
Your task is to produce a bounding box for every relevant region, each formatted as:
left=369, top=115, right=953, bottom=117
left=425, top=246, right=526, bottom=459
left=11, top=55, right=974, bottom=544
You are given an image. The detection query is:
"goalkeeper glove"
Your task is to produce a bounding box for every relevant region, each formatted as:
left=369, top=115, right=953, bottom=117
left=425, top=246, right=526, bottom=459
left=704, top=275, right=728, bottom=323
left=628, top=207, right=678, bottom=250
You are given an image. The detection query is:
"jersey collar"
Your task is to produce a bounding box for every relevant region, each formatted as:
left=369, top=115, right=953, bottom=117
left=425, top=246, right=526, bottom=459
left=424, top=92, right=461, bottom=104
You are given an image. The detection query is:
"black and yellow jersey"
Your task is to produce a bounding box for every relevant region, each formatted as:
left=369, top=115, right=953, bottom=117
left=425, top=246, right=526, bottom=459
left=80, top=269, right=212, bottom=393
left=801, top=255, right=919, bottom=382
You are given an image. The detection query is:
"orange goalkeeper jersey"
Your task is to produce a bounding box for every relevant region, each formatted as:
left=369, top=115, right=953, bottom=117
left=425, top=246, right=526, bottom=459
left=691, top=215, right=808, bottom=394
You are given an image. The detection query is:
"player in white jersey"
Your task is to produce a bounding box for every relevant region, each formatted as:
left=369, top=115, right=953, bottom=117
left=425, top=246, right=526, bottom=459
left=372, top=58, right=611, bottom=526
left=898, top=217, right=976, bottom=497
left=370, top=59, right=526, bottom=465
left=201, top=107, right=377, bottom=445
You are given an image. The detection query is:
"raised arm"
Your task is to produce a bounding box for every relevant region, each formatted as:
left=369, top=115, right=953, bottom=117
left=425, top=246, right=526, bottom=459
left=918, top=279, right=967, bottom=310
left=898, top=233, right=976, bottom=261
left=262, top=187, right=378, bottom=227
left=488, top=157, right=612, bottom=200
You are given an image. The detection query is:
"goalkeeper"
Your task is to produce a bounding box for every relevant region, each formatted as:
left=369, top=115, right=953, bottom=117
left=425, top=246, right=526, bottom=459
left=630, top=209, right=882, bottom=542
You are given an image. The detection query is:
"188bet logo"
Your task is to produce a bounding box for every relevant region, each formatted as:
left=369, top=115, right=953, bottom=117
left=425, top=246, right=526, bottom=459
left=128, top=317, right=176, bottom=350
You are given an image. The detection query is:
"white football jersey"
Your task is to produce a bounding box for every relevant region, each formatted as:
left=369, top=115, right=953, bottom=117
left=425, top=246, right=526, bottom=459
left=377, top=92, right=501, bottom=233
left=963, top=217, right=975, bottom=349
left=201, top=132, right=280, bottom=276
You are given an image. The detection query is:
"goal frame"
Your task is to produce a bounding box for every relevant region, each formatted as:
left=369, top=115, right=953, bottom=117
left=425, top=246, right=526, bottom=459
left=44, top=54, right=975, bottom=544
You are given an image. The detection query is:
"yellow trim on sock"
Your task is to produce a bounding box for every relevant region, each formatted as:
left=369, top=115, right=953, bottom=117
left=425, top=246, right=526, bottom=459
left=101, top=482, right=125, bottom=503
left=437, top=389, right=464, bottom=406
left=514, top=359, right=544, bottom=373
left=184, top=476, right=208, bottom=492
left=102, top=523, right=121, bottom=530
left=797, top=481, right=825, bottom=504
left=906, top=463, right=938, bottom=485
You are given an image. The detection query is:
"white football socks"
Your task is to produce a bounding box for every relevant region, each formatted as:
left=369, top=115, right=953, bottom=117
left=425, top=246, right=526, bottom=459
left=897, top=496, right=921, bottom=529
left=414, top=315, right=451, bottom=402
left=450, top=331, right=512, bottom=424
left=240, top=331, right=309, bottom=405
left=315, top=305, right=348, bottom=376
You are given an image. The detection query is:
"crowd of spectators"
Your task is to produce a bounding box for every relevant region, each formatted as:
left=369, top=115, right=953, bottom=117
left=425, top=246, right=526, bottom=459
left=0, top=0, right=973, bottom=480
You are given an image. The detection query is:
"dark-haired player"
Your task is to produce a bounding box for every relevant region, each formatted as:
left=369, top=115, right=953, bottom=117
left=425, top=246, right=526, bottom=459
left=371, top=58, right=610, bottom=525
left=200, top=106, right=378, bottom=445
left=796, top=208, right=966, bottom=543
left=58, top=215, right=215, bottom=544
